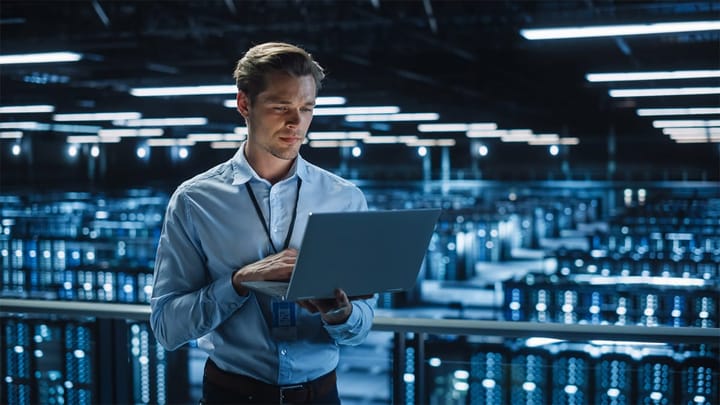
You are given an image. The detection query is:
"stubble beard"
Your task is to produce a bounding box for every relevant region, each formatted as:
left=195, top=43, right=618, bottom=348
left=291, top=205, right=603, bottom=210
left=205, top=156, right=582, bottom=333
left=269, top=144, right=300, bottom=161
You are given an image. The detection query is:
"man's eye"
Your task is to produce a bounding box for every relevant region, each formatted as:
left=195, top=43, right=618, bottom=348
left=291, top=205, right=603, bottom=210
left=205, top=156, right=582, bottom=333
left=301, top=108, right=313, bottom=113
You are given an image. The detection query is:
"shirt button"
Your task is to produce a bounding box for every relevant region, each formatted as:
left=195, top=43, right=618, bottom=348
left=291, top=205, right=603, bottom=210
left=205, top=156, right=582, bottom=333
left=272, top=227, right=278, bottom=233
left=281, top=349, right=287, bottom=356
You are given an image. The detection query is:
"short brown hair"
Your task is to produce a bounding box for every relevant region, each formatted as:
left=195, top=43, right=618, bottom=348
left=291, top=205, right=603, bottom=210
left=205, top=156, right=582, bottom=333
left=233, top=42, right=325, bottom=102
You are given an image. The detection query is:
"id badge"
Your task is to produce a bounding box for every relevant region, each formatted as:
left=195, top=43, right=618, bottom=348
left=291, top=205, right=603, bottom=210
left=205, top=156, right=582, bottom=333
left=271, top=299, right=298, bottom=341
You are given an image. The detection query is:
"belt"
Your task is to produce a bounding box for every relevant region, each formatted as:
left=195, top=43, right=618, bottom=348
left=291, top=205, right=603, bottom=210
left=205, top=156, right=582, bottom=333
left=203, top=359, right=337, bottom=404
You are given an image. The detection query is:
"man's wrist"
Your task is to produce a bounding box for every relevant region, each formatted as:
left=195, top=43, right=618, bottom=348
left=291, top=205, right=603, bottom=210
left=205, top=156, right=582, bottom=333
left=231, top=269, right=250, bottom=296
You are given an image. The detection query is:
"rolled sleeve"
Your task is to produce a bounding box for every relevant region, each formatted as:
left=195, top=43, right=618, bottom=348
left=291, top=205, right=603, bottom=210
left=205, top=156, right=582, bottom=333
left=323, top=296, right=376, bottom=345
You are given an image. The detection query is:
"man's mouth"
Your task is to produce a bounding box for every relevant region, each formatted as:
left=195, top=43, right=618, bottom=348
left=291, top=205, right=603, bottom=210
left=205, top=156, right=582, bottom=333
left=278, top=135, right=301, bottom=144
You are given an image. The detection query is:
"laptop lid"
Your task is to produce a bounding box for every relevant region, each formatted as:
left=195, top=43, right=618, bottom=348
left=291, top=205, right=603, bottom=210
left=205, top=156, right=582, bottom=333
left=280, top=208, right=441, bottom=301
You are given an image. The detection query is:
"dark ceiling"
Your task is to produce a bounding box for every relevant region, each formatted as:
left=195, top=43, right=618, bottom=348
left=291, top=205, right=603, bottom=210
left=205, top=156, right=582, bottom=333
left=1, top=0, right=719, bottom=188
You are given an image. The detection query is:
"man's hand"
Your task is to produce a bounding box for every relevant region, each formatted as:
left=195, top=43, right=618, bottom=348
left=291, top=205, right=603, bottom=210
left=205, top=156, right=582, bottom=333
left=297, top=288, right=352, bottom=325
left=231, top=249, right=297, bottom=296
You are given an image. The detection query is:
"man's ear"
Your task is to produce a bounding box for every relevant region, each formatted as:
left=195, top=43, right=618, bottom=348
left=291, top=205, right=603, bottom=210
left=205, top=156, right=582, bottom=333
left=236, top=91, right=250, bottom=118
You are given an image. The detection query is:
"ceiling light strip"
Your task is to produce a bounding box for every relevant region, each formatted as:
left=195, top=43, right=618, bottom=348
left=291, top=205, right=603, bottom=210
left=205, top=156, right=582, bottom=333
left=308, top=131, right=371, bottom=140
left=98, top=128, right=164, bottom=137
left=67, top=135, right=120, bottom=144
left=0, top=105, right=55, bottom=114
left=637, top=108, right=720, bottom=116
left=211, top=141, right=243, bottom=149
left=609, top=87, right=720, bottom=97
left=0, top=131, right=23, bottom=139
left=587, top=70, right=720, bottom=82
left=419, top=123, right=497, bottom=132
left=345, top=113, right=439, bottom=122
left=187, top=133, right=230, bottom=142
left=0, top=122, right=50, bottom=130
left=653, top=120, right=720, bottom=128
left=54, top=112, right=142, bottom=121
left=131, top=85, right=236, bottom=96
left=224, top=97, right=346, bottom=108
left=362, top=136, right=419, bottom=144
left=114, top=117, right=208, bottom=127
left=147, top=139, right=196, bottom=147
left=404, top=139, right=456, bottom=147
left=521, top=20, right=720, bottom=40
left=0, top=52, right=83, bottom=64
left=313, top=106, right=400, bottom=116
left=309, top=140, right=358, bottom=148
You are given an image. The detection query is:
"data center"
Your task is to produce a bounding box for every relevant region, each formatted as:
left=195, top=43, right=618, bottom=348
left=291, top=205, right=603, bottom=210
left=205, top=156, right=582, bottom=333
left=1, top=1, right=719, bottom=404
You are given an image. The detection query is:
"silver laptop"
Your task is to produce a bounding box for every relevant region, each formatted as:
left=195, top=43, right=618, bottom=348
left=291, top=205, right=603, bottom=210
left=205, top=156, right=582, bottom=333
left=243, top=208, right=441, bottom=301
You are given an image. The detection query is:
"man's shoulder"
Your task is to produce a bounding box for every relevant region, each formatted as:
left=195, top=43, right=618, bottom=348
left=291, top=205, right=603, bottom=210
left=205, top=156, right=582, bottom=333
left=303, top=160, right=361, bottom=191
left=174, top=160, right=233, bottom=197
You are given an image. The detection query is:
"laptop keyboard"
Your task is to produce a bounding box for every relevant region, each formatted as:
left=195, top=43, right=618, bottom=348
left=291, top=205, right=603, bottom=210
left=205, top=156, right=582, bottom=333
left=244, top=281, right=289, bottom=296
left=264, top=284, right=289, bottom=295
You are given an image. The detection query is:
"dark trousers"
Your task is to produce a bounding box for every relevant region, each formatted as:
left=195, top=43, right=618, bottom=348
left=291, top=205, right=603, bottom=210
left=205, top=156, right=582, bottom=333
left=201, top=379, right=340, bottom=404
left=201, top=359, right=341, bottom=405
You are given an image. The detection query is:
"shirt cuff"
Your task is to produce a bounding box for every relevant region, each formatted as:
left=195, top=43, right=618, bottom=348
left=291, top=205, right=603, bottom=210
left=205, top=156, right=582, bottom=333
left=323, top=302, right=363, bottom=337
left=211, top=273, right=250, bottom=311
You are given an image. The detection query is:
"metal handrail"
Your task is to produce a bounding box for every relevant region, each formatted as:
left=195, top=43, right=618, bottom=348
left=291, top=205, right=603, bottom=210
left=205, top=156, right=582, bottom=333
left=2, top=298, right=718, bottom=344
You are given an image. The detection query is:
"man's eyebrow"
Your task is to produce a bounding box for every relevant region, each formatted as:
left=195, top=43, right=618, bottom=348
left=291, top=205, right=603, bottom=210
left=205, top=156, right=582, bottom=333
left=264, top=98, right=316, bottom=106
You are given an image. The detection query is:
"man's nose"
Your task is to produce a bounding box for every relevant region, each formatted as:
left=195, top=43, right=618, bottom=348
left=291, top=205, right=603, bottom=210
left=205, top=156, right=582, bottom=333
left=286, top=109, right=300, bottom=127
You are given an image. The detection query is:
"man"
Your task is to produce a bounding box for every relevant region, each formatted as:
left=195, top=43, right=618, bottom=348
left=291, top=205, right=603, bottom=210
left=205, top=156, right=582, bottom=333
left=150, top=42, right=375, bottom=404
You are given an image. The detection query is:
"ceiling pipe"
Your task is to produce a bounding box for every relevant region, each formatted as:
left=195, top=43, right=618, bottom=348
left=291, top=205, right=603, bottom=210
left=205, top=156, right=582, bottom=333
left=422, top=0, right=438, bottom=34
left=91, top=0, right=110, bottom=28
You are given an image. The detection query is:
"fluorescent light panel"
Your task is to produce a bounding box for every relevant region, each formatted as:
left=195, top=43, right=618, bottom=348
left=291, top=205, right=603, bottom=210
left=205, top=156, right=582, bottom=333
left=501, top=136, right=536, bottom=142
left=223, top=96, right=346, bottom=108
left=674, top=138, right=712, bottom=143
left=114, top=117, right=207, bottom=126
left=521, top=20, right=720, bottom=40
left=637, top=107, right=720, bottom=116
left=0, top=131, right=23, bottom=139
left=0, top=52, right=82, bottom=65
left=526, top=134, right=561, bottom=145
left=609, top=87, right=720, bottom=97
left=663, top=127, right=720, bottom=135
left=131, top=85, right=236, bottom=96
left=313, top=106, right=400, bottom=116
left=187, top=133, right=231, bottom=142
left=223, top=134, right=246, bottom=141
left=309, top=140, right=358, bottom=148
left=0, top=105, right=55, bottom=113
left=308, top=131, right=370, bottom=140
left=147, top=139, right=196, bottom=147
left=668, top=133, right=710, bottom=139
left=418, top=123, right=496, bottom=132
left=467, top=129, right=506, bottom=138
left=54, top=112, right=141, bottom=121
left=345, top=113, right=439, bottom=122
left=51, top=124, right=102, bottom=133
left=0, top=122, right=49, bottom=130
left=210, top=141, right=243, bottom=149
left=559, top=137, right=580, bottom=145
left=67, top=135, right=120, bottom=144
left=363, top=136, right=418, bottom=144
left=653, top=120, right=720, bottom=128
left=405, top=139, right=456, bottom=147
left=587, top=70, right=720, bottom=82
left=98, top=128, right=164, bottom=137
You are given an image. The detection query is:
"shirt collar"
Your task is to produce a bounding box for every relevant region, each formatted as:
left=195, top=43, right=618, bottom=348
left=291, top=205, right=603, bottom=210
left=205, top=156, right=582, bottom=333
left=231, top=141, right=310, bottom=185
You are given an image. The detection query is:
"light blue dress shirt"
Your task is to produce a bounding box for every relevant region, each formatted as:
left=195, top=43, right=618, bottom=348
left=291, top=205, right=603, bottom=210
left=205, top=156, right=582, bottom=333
left=150, top=143, right=375, bottom=385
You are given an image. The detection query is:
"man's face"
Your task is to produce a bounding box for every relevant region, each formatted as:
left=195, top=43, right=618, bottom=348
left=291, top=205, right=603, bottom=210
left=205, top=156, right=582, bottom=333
left=238, top=71, right=316, bottom=162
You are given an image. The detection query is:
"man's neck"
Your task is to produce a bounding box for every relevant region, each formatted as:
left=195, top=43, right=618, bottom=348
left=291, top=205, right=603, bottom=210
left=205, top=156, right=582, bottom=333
left=244, top=145, right=294, bottom=185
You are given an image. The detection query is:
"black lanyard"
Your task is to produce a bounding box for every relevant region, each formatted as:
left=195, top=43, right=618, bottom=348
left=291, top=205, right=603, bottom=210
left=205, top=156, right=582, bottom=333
left=245, top=178, right=302, bottom=254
